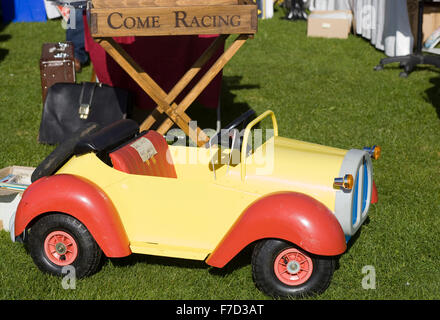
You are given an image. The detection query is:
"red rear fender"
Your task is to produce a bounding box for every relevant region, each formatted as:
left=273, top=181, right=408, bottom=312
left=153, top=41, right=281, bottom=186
left=15, top=174, right=131, bottom=258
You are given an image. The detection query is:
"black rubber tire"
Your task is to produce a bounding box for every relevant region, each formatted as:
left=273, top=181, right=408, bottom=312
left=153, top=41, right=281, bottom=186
left=251, top=239, right=336, bottom=299
left=27, top=214, right=102, bottom=279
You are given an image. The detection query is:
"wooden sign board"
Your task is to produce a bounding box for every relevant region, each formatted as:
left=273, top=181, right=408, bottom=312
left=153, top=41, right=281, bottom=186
left=90, top=4, right=257, bottom=37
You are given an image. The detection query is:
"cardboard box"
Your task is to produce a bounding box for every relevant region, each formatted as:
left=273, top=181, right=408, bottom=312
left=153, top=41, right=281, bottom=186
left=422, top=12, right=440, bottom=44
left=0, top=166, right=34, bottom=232
left=407, top=1, right=440, bottom=44
left=307, top=10, right=353, bottom=39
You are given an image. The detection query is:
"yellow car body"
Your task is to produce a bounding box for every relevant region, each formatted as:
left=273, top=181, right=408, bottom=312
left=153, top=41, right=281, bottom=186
left=52, top=111, right=349, bottom=260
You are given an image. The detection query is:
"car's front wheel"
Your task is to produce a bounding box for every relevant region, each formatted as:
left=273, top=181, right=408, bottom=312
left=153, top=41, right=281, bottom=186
left=27, top=213, right=102, bottom=279
left=251, top=239, right=336, bottom=298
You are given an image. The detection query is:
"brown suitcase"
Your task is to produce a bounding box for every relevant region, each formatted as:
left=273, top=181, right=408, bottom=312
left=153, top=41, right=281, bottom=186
left=40, top=42, right=76, bottom=103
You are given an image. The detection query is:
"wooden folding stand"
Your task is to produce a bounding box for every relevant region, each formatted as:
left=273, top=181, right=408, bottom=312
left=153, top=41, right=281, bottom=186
left=88, top=0, right=258, bottom=146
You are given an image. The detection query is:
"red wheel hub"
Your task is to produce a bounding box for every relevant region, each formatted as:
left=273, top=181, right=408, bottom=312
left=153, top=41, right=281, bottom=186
left=274, top=248, right=313, bottom=286
left=44, top=231, right=78, bottom=266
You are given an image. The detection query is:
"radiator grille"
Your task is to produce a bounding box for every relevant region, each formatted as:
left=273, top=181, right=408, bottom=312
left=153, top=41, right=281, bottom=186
left=334, top=149, right=373, bottom=236
left=352, top=157, right=370, bottom=226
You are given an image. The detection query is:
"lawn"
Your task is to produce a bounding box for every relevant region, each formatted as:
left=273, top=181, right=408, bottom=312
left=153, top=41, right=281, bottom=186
left=0, top=7, right=439, bottom=300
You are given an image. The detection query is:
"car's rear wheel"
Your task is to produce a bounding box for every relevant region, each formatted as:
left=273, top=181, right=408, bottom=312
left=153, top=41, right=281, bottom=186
left=251, top=239, right=336, bottom=298
left=28, top=213, right=102, bottom=278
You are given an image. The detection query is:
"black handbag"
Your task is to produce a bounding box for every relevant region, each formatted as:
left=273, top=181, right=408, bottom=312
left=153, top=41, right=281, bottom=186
left=38, top=82, right=133, bottom=145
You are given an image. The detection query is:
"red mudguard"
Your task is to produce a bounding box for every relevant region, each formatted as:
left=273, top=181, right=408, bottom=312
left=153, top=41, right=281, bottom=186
left=15, top=174, right=131, bottom=258
left=206, top=192, right=347, bottom=268
left=371, top=180, right=378, bottom=204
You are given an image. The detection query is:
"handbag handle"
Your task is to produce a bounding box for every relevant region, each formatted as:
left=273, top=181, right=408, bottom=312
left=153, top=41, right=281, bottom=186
left=78, top=82, right=100, bottom=119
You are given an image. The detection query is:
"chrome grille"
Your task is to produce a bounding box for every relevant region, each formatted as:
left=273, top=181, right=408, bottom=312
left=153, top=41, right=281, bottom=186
left=352, top=157, right=370, bottom=227
left=334, top=150, right=373, bottom=236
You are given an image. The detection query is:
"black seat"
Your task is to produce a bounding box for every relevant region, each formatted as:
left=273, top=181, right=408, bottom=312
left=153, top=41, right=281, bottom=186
left=74, top=119, right=139, bottom=156
left=31, top=119, right=139, bottom=183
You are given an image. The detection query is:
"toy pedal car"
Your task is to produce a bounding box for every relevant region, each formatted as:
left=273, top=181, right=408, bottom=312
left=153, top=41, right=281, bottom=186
left=8, top=110, right=379, bottom=298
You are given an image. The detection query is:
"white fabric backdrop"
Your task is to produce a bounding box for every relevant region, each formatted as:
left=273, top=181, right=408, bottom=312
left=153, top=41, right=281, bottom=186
left=308, top=0, right=414, bottom=56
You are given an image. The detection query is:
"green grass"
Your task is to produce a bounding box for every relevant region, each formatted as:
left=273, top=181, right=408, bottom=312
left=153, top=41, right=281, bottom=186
left=1, top=8, right=440, bottom=300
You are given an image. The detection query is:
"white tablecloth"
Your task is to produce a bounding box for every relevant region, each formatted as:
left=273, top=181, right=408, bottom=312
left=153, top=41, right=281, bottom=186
left=308, top=0, right=414, bottom=56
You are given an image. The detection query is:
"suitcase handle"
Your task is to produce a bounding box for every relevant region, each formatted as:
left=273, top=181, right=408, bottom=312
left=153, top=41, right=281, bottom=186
left=78, top=82, right=100, bottom=120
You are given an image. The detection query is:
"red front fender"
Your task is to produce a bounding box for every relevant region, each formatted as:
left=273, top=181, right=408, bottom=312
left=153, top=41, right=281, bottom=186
left=206, top=192, right=347, bottom=268
left=15, top=174, right=131, bottom=258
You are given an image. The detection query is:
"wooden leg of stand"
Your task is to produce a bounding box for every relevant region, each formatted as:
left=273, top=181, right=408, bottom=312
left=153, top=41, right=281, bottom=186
left=156, top=34, right=250, bottom=135
left=90, top=67, right=96, bottom=82
left=140, top=34, right=229, bottom=132
left=96, top=37, right=209, bottom=146
left=96, top=37, right=173, bottom=113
